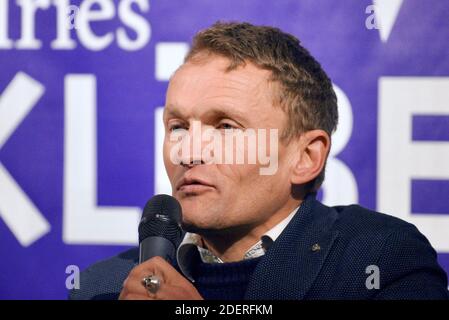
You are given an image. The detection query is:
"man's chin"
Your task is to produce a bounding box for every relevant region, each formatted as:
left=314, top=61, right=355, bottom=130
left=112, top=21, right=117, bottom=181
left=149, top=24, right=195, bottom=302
left=180, top=216, right=227, bottom=236
left=181, top=221, right=208, bottom=234
left=181, top=220, right=220, bottom=236
left=177, top=197, right=215, bottom=220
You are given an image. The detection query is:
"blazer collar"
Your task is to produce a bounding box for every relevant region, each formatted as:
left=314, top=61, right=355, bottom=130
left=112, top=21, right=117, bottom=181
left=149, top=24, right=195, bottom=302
left=244, top=195, right=339, bottom=300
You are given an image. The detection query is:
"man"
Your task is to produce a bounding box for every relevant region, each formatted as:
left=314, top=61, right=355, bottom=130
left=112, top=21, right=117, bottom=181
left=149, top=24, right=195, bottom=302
left=70, top=22, right=448, bottom=300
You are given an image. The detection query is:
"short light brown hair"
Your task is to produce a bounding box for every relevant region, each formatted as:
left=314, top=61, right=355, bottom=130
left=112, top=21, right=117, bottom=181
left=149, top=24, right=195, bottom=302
left=185, top=22, right=338, bottom=191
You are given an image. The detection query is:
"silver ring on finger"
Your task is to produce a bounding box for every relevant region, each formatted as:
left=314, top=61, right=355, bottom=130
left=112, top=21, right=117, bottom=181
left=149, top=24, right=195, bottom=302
left=141, top=274, right=161, bottom=294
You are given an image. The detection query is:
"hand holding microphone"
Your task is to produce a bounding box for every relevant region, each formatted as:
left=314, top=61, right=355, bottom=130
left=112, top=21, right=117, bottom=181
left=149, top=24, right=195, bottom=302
left=119, top=194, right=203, bottom=300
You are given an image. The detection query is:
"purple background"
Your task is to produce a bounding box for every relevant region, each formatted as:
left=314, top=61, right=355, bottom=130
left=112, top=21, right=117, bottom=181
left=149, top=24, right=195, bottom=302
left=0, top=0, right=448, bottom=299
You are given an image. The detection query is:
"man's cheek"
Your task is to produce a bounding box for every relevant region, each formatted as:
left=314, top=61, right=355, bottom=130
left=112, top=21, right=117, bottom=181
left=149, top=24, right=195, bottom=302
left=230, top=164, right=264, bottom=186
left=162, top=152, right=177, bottom=185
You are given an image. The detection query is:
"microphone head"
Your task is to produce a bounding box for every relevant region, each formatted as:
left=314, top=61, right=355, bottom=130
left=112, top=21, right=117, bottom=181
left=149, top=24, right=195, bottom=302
left=138, top=194, right=183, bottom=246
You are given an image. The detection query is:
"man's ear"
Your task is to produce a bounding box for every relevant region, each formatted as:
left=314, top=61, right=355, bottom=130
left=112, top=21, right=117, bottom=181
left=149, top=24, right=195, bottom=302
left=290, top=130, right=330, bottom=185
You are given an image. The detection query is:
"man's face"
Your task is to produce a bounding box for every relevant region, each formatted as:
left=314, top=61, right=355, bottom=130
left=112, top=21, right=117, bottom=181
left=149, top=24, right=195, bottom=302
left=163, top=55, right=297, bottom=235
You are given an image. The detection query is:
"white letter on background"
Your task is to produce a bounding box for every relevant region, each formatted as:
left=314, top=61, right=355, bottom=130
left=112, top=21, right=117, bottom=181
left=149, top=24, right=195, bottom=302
left=63, top=74, right=140, bottom=244
left=378, top=77, right=449, bottom=252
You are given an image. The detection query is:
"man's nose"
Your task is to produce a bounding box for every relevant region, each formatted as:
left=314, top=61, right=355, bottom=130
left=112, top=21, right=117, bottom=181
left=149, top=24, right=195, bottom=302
left=180, top=120, right=208, bottom=167
left=180, top=158, right=205, bottom=168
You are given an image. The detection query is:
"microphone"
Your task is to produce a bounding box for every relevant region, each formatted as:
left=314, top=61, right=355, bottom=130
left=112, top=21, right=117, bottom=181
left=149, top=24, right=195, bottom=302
left=138, top=194, right=184, bottom=264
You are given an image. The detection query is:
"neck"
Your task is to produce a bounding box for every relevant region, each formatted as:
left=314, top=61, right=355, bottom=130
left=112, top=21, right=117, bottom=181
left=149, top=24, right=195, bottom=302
left=199, top=199, right=301, bottom=262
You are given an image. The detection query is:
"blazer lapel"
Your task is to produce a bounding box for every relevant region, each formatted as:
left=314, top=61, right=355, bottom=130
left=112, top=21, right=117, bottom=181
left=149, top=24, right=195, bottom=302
left=244, top=197, right=339, bottom=300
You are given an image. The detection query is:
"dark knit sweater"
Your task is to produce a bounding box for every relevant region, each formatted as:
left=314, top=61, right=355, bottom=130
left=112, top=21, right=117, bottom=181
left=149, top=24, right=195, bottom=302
left=191, top=256, right=263, bottom=300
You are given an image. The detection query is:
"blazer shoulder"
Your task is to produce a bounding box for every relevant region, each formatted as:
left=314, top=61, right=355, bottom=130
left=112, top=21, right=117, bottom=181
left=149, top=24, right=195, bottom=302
left=307, top=202, right=448, bottom=299
left=69, top=247, right=139, bottom=300
left=330, top=203, right=418, bottom=236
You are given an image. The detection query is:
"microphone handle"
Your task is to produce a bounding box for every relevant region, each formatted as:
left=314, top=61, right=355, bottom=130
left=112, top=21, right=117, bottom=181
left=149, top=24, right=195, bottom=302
left=139, top=236, right=176, bottom=264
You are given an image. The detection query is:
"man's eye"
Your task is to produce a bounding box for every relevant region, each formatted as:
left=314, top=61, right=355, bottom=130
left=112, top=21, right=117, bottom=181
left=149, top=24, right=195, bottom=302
left=168, top=124, right=186, bottom=132
left=217, top=122, right=235, bottom=130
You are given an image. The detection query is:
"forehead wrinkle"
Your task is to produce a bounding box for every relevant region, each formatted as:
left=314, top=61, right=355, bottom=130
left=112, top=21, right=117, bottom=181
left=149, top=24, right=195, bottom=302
left=200, top=93, right=260, bottom=123
left=204, top=75, right=272, bottom=108
left=218, top=70, right=270, bottom=92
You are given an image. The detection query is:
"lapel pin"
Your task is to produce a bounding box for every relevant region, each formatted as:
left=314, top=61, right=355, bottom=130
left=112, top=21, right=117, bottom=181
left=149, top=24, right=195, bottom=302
left=311, top=243, right=321, bottom=252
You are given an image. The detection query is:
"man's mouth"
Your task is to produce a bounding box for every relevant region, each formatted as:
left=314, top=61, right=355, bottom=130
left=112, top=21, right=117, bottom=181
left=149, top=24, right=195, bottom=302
left=176, top=177, right=215, bottom=194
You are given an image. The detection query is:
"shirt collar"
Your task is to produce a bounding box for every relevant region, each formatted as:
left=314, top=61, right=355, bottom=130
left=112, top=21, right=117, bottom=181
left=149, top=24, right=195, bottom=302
left=176, top=206, right=299, bottom=282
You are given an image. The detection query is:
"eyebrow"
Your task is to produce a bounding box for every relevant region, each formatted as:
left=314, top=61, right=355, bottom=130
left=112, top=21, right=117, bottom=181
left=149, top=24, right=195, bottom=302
left=164, top=104, right=185, bottom=119
left=164, top=103, right=248, bottom=124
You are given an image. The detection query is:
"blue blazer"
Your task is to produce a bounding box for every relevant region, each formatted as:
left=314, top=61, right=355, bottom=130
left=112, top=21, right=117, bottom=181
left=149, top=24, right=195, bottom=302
left=69, top=198, right=449, bottom=300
